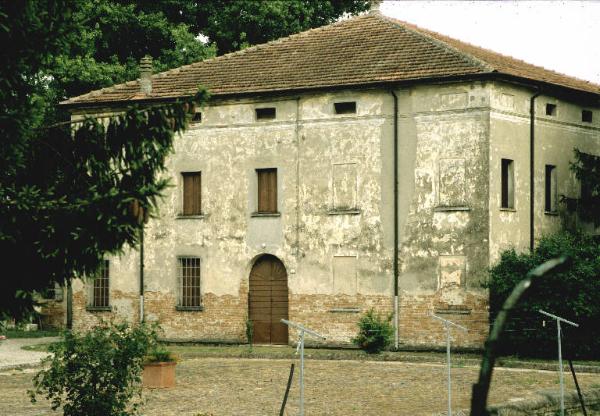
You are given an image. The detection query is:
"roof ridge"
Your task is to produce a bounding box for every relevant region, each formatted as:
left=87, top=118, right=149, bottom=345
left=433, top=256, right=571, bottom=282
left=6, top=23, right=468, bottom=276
left=378, top=14, right=495, bottom=73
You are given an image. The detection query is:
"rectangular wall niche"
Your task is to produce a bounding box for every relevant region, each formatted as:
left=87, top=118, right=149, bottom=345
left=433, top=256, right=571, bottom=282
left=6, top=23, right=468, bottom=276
left=332, top=255, right=357, bottom=295
left=438, top=158, right=466, bottom=207
left=440, top=92, right=468, bottom=110
left=332, top=163, right=357, bottom=210
left=438, top=255, right=466, bottom=290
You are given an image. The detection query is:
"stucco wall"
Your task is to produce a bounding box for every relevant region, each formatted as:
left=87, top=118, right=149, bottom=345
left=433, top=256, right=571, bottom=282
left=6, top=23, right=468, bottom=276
left=393, top=82, right=491, bottom=347
left=69, top=80, right=599, bottom=348
left=489, top=82, right=600, bottom=263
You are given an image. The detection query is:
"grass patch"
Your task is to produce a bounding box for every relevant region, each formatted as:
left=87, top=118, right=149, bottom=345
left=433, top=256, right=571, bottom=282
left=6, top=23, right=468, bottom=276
left=21, top=342, right=59, bottom=352
left=1, top=329, right=60, bottom=339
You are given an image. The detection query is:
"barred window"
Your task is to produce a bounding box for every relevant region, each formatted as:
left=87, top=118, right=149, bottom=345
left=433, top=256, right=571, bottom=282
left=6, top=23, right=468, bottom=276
left=88, top=260, right=110, bottom=309
left=177, top=257, right=202, bottom=309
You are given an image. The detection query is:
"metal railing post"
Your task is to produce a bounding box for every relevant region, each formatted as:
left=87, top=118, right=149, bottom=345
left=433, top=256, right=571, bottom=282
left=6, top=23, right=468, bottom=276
left=281, top=319, right=326, bottom=416
left=432, top=314, right=467, bottom=416
left=539, top=309, right=579, bottom=416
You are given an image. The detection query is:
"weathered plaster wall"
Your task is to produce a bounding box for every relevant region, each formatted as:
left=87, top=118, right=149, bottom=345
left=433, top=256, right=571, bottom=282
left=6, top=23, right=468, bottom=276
left=72, top=89, right=395, bottom=343
left=70, top=79, right=600, bottom=349
left=489, top=82, right=600, bottom=264
left=393, top=82, right=492, bottom=347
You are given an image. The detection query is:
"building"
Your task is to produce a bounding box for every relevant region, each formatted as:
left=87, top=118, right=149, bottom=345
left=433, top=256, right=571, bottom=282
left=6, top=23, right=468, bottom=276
left=54, top=11, right=600, bottom=348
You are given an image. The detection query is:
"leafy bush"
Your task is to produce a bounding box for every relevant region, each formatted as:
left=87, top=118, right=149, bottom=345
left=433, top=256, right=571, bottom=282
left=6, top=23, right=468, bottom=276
left=144, top=346, right=177, bottom=363
left=29, top=322, right=158, bottom=416
left=488, top=231, right=600, bottom=359
left=352, top=309, right=394, bottom=354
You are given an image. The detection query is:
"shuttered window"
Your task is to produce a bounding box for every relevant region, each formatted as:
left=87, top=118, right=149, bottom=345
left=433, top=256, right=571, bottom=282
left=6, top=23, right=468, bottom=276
left=89, top=260, right=109, bottom=308
left=182, top=172, right=201, bottom=215
left=257, top=168, right=277, bottom=213
left=177, top=257, right=201, bottom=309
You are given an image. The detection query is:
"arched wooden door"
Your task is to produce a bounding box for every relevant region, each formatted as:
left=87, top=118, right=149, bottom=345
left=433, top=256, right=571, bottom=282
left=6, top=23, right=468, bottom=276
left=248, top=255, right=288, bottom=344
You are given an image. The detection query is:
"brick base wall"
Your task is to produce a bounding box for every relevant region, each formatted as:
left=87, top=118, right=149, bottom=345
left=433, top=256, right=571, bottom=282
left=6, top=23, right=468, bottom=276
left=71, top=285, right=489, bottom=348
left=72, top=289, right=140, bottom=331
left=288, top=294, right=393, bottom=344
left=40, top=300, right=66, bottom=330
left=399, top=291, right=489, bottom=349
left=144, top=287, right=248, bottom=342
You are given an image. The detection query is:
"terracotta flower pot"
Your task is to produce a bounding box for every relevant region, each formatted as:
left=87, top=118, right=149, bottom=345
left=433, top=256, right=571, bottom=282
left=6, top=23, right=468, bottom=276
left=142, top=361, right=176, bottom=388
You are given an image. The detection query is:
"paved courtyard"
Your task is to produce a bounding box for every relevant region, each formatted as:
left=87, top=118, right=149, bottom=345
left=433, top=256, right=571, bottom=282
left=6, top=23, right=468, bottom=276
left=2, top=356, right=600, bottom=415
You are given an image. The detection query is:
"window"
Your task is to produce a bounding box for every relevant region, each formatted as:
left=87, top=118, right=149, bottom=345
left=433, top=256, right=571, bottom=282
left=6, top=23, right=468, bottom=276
left=88, top=260, right=109, bottom=309
left=582, top=110, right=593, bottom=123
left=501, top=159, right=514, bottom=209
left=256, top=107, right=276, bottom=120
left=257, top=168, right=277, bottom=213
left=191, top=112, right=202, bottom=123
left=334, top=101, right=356, bottom=114
left=177, top=257, right=201, bottom=309
left=182, top=172, right=201, bottom=215
left=545, top=103, right=557, bottom=116
left=545, top=165, right=557, bottom=213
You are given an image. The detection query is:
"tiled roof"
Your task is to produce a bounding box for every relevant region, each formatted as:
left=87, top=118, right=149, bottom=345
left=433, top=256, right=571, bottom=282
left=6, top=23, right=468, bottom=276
left=61, top=12, right=600, bottom=106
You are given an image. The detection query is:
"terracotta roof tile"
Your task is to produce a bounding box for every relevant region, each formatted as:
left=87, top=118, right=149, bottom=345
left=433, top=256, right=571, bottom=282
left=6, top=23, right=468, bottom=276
left=61, top=12, right=600, bottom=106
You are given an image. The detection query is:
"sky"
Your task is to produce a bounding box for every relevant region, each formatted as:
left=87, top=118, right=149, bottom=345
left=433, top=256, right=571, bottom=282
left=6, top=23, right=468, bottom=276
left=379, top=0, right=600, bottom=85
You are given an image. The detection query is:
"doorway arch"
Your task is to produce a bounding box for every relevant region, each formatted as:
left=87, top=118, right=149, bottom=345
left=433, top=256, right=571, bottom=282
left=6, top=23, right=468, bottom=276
left=248, top=254, right=288, bottom=344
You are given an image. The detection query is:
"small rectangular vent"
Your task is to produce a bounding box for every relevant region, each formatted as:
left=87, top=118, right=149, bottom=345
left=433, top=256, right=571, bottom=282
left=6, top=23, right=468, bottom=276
left=582, top=110, right=593, bottom=123
left=334, top=101, right=356, bottom=114
left=256, top=107, right=276, bottom=120
left=545, top=103, right=557, bottom=116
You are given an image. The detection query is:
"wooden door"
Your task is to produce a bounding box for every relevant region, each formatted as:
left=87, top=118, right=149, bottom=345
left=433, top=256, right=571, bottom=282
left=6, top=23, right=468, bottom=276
left=249, top=255, right=288, bottom=344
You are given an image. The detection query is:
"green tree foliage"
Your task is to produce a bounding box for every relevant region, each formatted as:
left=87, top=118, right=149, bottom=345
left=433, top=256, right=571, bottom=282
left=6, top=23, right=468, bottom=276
left=29, top=322, right=158, bottom=416
left=568, top=148, right=600, bottom=225
left=352, top=309, right=394, bottom=354
left=0, top=0, right=369, bottom=316
left=488, top=231, right=600, bottom=359
left=193, top=0, right=372, bottom=55
left=0, top=1, right=207, bottom=317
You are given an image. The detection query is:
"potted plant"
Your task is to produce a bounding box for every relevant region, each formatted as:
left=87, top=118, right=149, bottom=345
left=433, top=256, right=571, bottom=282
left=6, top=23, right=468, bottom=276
left=142, top=346, right=178, bottom=388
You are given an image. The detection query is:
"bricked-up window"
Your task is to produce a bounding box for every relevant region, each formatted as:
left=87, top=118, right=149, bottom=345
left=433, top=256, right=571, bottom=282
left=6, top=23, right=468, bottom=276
left=334, top=101, right=356, bottom=114
left=582, top=110, right=593, bottom=123
left=177, top=257, right=201, bottom=308
left=545, top=165, right=557, bottom=212
left=182, top=172, right=201, bottom=215
left=256, top=107, right=276, bottom=120
left=89, top=260, right=109, bottom=308
left=257, top=168, right=277, bottom=213
left=501, top=159, right=514, bottom=209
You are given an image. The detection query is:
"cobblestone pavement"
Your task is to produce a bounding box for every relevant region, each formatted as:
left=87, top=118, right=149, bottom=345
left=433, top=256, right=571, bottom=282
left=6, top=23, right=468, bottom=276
left=2, top=356, right=600, bottom=415
left=0, top=337, right=58, bottom=370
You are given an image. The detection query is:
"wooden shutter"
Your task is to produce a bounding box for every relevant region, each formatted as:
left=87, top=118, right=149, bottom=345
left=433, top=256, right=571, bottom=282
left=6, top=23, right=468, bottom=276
left=183, top=172, right=201, bottom=215
left=257, top=169, right=277, bottom=213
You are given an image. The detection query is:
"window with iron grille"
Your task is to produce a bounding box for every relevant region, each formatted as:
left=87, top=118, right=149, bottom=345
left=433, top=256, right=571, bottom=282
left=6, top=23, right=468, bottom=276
left=88, top=260, right=110, bottom=309
left=177, top=257, right=202, bottom=309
